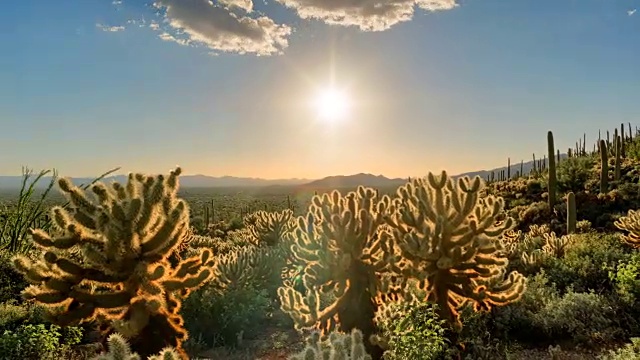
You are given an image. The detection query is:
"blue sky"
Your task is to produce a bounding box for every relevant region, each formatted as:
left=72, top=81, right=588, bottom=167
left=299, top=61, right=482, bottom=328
left=1, top=0, right=639, bottom=179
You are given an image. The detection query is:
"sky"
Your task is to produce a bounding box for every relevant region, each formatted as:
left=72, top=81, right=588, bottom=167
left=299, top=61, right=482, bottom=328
left=1, top=0, right=639, bottom=179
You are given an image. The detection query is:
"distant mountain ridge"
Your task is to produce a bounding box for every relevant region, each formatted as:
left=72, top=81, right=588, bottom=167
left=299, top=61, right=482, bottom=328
left=0, top=155, right=568, bottom=189
left=0, top=174, right=312, bottom=189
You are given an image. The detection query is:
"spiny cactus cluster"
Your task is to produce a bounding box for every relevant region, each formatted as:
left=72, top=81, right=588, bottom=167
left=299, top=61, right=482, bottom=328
left=289, top=329, right=372, bottom=360
left=92, top=333, right=180, bottom=360
left=11, top=167, right=215, bottom=359
left=246, top=209, right=295, bottom=246
left=615, top=210, right=640, bottom=247
left=279, top=171, right=526, bottom=360
left=384, top=172, right=526, bottom=330
left=278, top=186, right=396, bottom=358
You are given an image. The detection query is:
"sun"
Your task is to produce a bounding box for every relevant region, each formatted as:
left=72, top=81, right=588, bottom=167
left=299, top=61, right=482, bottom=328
left=314, top=87, right=350, bottom=121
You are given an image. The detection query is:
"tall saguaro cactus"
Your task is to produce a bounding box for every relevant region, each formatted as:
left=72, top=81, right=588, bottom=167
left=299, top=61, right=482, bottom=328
left=547, top=131, right=557, bottom=209
left=600, top=139, right=609, bottom=193
left=615, top=136, right=622, bottom=181
left=12, top=168, right=214, bottom=359
left=567, top=192, right=576, bottom=234
left=384, top=172, right=526, bottom=330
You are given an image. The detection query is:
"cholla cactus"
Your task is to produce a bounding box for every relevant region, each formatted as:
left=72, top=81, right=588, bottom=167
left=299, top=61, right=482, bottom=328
left=92, top=333, right=180, bottom=360
left=289, top=329, right=372, bottom=360
left=501, top=230, right=524, bottom=257
left=247, top=209, right=295, bottom=246
left=521, top=250, right=546, bottom=271
left=384, top=172, right=526, bottom=330
left=11, top=168, right=214, bottom=359
left=278, top=187, right=397, bottom=359
left=213, top=244, right=282, bottom=290
left=576, top=219, right=592, bottom=233
left=541, top=232, right=571, bottom=258
left=615, top=209, right=640, bottom=247
left=527, top=224, right=551, bottom=237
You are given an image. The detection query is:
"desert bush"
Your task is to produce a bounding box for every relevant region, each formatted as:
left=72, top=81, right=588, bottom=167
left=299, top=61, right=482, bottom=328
left=609, top=252, right=640, bottom=304
left=0, top=323, right=83, bottom=360
left=491, top=272, right=622, bottom=347
left=0, top=251, right=29, bottom=304
left=181, top=283, right=272, bottom=348
left=373, top=299, right=450, bottom=360
left=541, top=232, right=630, bottom=293
left=600, top=338, right=640, bottom=360
left=556, top=156, right=595, bottom=193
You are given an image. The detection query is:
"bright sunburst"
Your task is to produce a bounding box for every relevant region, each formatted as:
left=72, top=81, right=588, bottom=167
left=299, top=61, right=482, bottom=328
left=314, top=87, right=350, bottom=121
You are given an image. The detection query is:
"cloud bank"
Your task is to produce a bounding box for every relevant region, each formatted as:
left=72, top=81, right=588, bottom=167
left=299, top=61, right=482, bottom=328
left=152, top=0, right=292, bottom=55
left=107, top=0, right=459, bottom=55
left=275, top=0, right=458, bottom=31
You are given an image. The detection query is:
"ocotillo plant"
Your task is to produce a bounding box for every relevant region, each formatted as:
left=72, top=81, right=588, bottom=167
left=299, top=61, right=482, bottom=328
left=600, top=139, right=609, bottom=193
left=567, top=192, right=576, bottom=234
left=383, top=172, right=526, bottom=331
left=278, top=187, right=397, bottom=359
left=507, top=158, right=511, bottom=179
left=547, top=131, right=557, bottom=209
left=11, top=168, right=215, bottom=359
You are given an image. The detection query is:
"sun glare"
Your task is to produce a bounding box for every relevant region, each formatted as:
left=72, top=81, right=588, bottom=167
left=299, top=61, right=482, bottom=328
left=314, top=88, right=350, bottom=121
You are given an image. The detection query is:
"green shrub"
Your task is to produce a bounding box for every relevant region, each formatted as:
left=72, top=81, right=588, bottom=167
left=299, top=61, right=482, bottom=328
left=600, top=338, right=640, bottom=360
left=0, top=251, right=29, bottom=304
left=374, top=300, right=450, bottom=360
left=556, top=157, right=595, bottom=193
left=0, top=323, right=83, bottom=360
left=542, top=233, right=630, bottom=293
left=609, top=252, right=640, bottom=304
left=181, top=284, right=272, bottom=349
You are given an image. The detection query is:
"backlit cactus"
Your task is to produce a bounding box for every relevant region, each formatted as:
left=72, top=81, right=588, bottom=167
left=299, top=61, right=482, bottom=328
left=92, top=332, right=180, bottom=360
left=289, top=329, right=372, bottom=360
left=384, top=172, right=526, bottom=330
left=615, top=209, right=640, bottom=247
left=11, top=168, right=214, bottom=359
left=247, top=209, right=295, bottom=246
left=277, top=187, right=397, bottom=359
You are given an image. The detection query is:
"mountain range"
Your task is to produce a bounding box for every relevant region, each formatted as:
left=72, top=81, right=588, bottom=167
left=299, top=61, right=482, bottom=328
left=0, top=154, right=568, bottom=190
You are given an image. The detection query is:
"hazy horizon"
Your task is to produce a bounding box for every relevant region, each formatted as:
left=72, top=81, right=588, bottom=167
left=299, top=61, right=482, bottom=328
left=3, top=0, right=639, bottom=179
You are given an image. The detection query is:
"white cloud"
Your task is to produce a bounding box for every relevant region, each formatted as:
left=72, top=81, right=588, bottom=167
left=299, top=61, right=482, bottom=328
left=629, top=9, right=637, bottom=16
left=112, top=0, right=123, bottom=5
left=153, top=0, right=292, bottom=55
left=96, top=23, right=125, bottom=32
left=274, top=0, right=458, bottom=31
left=219, top=0, right=253, bottom=12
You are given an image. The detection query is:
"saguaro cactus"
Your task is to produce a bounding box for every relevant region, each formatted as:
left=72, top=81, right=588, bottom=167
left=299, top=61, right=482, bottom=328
left=547, top=131, right=557, bottom=209
left=384, top=172, right=526, bottom=330
left=600, top=139, right=609, bottom=193
left=567, top=192, right=576, bottom=234
left=12, top=168, right=214, bottom=359
left=615, top=136, right=621, bottom=181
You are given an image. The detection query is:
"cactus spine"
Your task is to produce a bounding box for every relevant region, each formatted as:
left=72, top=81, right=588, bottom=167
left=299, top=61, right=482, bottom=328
left=567, top=192, right=576, bottom=234
left=547, top=131, right=557, bottom=209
